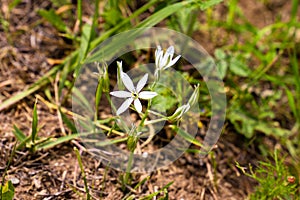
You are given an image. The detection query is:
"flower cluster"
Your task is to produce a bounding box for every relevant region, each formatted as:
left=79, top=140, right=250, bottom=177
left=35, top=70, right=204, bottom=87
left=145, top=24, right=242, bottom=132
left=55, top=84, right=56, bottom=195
left=155, top=45, right=181, bottom=71
left=110, top=45, right=183, bottom=116
left=154, top=45, right=181, bottom=79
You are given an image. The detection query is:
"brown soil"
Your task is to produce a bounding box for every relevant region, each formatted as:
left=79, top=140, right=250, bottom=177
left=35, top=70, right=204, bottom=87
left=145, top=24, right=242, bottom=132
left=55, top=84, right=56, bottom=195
left=0, top=0, right=295, bottom=199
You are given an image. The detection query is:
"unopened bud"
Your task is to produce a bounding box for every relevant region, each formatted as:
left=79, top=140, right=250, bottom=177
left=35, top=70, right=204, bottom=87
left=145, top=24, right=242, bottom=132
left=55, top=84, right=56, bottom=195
left=188, top=84, right=200, bottom=107
left=117, top=61, right=125, bottom=90
left=168, top=103, right=190, bottom=121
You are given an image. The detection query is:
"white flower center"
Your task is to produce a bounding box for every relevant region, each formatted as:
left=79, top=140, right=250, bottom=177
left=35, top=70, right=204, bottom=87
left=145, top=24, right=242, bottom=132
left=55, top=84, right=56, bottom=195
left=132, top=92, right=139, bottom=99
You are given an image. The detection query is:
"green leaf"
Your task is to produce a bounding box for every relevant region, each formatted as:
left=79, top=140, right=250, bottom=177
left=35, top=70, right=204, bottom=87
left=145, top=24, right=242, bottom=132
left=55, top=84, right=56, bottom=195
left=102, top=8, right=123, bottom=26
left=140, top=182, right=173, bottom=200
left=72, top=86, right=94, bottom=114
left=16, top=135, right=31, bottom=150
left=75, top=24, right=93, bottom=78
left=291, top=0, right=299, bottom=21
left=91, top=0, right=100, bottom=40
left=215, top=49, right=228, bottom=79
left=228, top=109, right=291, bottom=138
left=58, top=60, right=71, bottom=98
left=215, top=48, right=226, bottom=59
left=255, top=122, right=290, bottom=137
left=13, top=125, right=26, bottom=142
left=229, top=57, right=251, bottom=77
left=151, top=86, right=177, bottom=111
left=78, top=24, right=92, bottom=62
left=133, top=176, right=150, bottom=190
left=1, top=181, right=15, bottom=200
left=94, top=78, right=103, bottom=121
left=38, top=9, right=69, bottom=33
left=170, top=125, right=202, bottom=147
left=216, top=60, right=228, bottom=79
left=31, top=100, right=38, bottom=143
left=59, top=108, right=78, bottom=133
left=197, top=0, right=223, bottom=10
left=137, top=1, right=190, bottom=28
left=77, top=0, right=82, bottom=31
left=35, top=134, right=80, bottom=150
left=285, top=87, right=298, bottom=121
left=9, top=0, right=22, bottom=10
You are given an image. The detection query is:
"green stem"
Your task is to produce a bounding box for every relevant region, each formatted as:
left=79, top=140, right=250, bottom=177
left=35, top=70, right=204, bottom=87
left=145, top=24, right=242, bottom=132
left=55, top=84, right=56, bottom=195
left=148, top=109, right=167, bottom=118
left=74, top=147, right=90, bottom=200
left=123, top=151, right=134, bottom=190
left=138, top=100, right=152, bottom=131
left=144, top=117, right=168, bottom=125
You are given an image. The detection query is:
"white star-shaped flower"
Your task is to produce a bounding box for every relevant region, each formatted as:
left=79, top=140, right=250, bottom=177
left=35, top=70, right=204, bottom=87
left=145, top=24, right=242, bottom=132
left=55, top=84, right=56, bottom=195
left=155, top=45, right=181, bottom=71
left=110, top=72, right=158, bottom=115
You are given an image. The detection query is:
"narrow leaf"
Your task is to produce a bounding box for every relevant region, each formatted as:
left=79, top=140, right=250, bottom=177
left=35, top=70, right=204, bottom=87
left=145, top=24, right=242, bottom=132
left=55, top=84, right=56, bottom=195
left=31, top=100, right=38, bottom=143
left=59, top=108, right=78, bottom=133
left=171, top=125, right=202, bottom=147
left=38, top=9, right=69, bottom=33
left=13, top=125, right=26, bottom=142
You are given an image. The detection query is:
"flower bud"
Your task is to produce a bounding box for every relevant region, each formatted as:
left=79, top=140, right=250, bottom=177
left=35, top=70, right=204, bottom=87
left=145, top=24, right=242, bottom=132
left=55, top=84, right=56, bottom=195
left=94, top=62, right=109, bottom=92
left=188, top=84, right=200, bottom=107
left=168, top=103, right=190, bottom=121
left=127, top=134, right=137, bottom=152
left=126, top=125, right=140, bottom=152
left=117, top=61, right=125, bottom=90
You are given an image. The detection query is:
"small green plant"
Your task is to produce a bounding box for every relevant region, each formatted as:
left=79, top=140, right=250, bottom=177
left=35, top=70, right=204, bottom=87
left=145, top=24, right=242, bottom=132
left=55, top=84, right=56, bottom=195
left=0, top=181, right=15, bottom=200
left=0, top=144, right=16, bottom=200
left=93, top=45, right=201, bottom=185
left=236, top=150, right=299, bottom=200
left=12, top=100, right=84, bottom=152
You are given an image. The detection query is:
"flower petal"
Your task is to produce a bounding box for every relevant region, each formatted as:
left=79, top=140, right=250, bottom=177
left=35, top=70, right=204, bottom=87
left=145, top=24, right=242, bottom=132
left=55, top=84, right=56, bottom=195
left=155, top=50, right=163, bottom=69
left=155, top=47, right=163, bottom=68
left=121, top=72, right=135, bottom=92
left=117, top=61, right=124, bottom=89
left=164, top=55, right=181, bottom=70
left=110, top=91, right=132, bottom=98
left=166, top=46, right=174, bottom=55
left=139, top=91, right=158, bottom=99
left=160, top=52, right=169, bottom=68
left=166, top=46, right=174, bottom=61
left=168, top=103, right=190, bottom=121
left=134, top=99, right=142, bottom=113
left=136, top=73, right=148, bottom=93
left=116, top=98, right=133, bottom=115
left=155, top=45, right=162, bottom=58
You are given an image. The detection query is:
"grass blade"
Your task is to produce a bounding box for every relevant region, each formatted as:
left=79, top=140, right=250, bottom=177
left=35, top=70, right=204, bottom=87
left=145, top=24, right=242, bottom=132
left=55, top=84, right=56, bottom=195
left=59, top=108, right=78, bottom=133
left=35, top=133, right=80, bottom=150
left=38, top=9, right=69, bottom=33
left=12, top=125, right=26, bottom=142
left=140, top=182, right=173, bottom=200
left=31, top=100, right=38, bottom=143
left=74, top=147, right=90, bottom=200
left=170, top=125, right=202, bottom=147
left=77, top=0, right=82, bottom=32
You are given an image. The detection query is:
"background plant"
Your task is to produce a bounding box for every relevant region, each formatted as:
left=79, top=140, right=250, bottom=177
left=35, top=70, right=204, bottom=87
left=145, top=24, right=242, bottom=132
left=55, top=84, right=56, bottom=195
left=237, top=150, right=298, bottom=199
